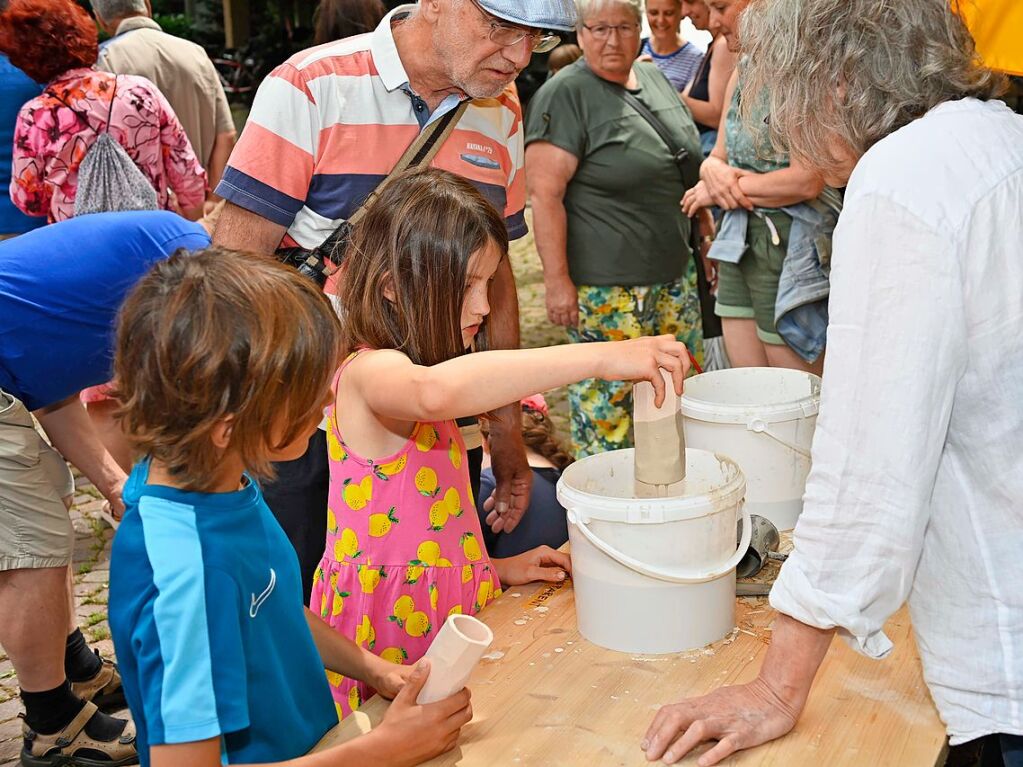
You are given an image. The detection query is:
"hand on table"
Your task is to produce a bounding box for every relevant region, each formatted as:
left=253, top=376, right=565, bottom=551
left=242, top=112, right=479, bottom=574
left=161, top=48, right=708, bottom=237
left=370, top=659, right=473, bottom=766
left=641, top=677, right=801, bottom=765
left=700, top=155, right=754, bottom=211
left=493, top=545, right=571, bottom=586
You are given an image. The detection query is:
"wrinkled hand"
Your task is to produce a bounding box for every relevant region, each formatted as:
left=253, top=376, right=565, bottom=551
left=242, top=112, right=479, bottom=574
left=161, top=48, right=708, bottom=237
left=371, top=660, right=473, bottom=767
left=544, top=273, right=579, bottom=327
left=598, top=335, right=690, bottom=408
left=700, top=155, right=753, bottom=211
left=494, top=545, right=571, bottom=586
left=681, top=181, right=714, bottom=217
left=486, top=424, right=532, bottom=534
left=642, top=678, right=801, bottom=765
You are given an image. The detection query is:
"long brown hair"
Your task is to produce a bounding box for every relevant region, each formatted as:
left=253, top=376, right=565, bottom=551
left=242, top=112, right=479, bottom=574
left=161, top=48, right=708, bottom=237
left=337, top=168, right=509, bottom=366
left=113, top=247, right=343, bottom=491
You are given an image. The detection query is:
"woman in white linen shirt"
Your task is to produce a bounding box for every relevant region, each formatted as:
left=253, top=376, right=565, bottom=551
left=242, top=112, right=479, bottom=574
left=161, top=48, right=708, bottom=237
left=641, top=0, right=1022, bottom=764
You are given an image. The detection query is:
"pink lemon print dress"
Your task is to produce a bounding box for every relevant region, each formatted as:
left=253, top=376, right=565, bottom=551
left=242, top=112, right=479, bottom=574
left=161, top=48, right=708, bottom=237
left=310, top=354, right=501, bottom=720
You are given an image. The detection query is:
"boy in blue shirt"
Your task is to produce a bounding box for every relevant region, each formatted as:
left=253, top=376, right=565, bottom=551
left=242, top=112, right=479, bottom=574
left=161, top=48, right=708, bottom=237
left=108, top=247, right=471, bottom=767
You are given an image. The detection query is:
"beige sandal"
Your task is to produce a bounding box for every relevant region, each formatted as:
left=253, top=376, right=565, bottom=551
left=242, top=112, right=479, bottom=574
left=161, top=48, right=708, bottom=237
left=71, top=653, right=126, bottom=711
left=21, top=701, right=138, bottom=767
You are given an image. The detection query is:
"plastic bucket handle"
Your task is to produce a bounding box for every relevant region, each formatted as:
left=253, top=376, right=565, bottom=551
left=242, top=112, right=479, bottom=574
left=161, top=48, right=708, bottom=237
left=566, top=505, right=752, bottom=585
left=746, top=418, right=812, bottom=461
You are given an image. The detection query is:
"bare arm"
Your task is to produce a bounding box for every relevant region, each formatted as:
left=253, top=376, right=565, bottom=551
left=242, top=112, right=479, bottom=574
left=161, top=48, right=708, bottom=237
left=205, top=130, right=237, bottom=202
left=735, top=159, right=826, bottom=208
left=682, top=37, right=737, bottom=130
left=212, top=202, right=287, bottom=255
left=524, top=141, right=579, bottom=327
left=351, top=338, right=688, bottom=424
left=150, top=662, right=473, bottom=767
left=304, top=608, right=411, bottom=699
left=34, top=395, right=127, bottom=518
left=643, top=614, right=834, bottom=765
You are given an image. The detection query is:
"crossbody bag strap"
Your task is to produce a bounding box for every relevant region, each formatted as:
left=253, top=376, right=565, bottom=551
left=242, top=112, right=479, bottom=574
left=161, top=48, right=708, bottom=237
left=345, top=100, right=468, bottom=230
left=580, top=64, right=690, bottom=175
left=311, top=100, right=468, bottom=270
left=619, top=89, right=690, bottom=171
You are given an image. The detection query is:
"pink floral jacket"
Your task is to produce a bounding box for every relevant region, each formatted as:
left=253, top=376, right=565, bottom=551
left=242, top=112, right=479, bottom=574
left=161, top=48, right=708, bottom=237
left=9, top=68, right=207, bottom=222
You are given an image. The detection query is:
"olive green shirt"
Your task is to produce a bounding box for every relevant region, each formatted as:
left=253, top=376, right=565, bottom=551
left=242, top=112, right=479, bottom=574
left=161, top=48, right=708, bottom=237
left=525, top=59, right=703, bottom=287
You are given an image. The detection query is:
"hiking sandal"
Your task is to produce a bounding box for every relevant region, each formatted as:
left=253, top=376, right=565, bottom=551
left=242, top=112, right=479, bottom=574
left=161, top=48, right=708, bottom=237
left=72, top=652, right=126, bottom=711
left=21, top=701, right=138, bottom=767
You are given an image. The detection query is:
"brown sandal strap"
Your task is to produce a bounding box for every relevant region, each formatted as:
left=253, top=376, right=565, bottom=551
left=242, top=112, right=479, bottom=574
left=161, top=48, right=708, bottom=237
left=55, top=701, right=98, bottom=747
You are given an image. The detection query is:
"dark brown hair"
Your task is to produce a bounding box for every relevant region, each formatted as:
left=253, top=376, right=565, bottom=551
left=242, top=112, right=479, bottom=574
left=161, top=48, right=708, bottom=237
left=337, top=168, right=509, bottom=366
left=520, top=408, right=574, bottom=471
left=548, top=44, right=582, bottom=75
left=313, top=0, right=386, bottom=45
left=0, top=0, right=98, bottom=83
left=113, top=247, right=343, bottom=491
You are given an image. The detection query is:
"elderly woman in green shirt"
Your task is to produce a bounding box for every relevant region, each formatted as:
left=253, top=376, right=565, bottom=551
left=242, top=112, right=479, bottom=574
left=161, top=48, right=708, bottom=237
left=525, top=0, right=714, bottom=459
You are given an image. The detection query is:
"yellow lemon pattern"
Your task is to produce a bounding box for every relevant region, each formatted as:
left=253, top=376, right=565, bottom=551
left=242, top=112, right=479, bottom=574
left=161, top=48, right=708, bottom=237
left=316, top=403, right=497, bottom=721
left=368, top=507, right=399, bottom=538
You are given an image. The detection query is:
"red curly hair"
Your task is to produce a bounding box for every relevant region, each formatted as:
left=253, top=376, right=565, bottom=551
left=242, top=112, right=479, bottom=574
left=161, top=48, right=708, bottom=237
left=0, top=0, right=99, bottom=83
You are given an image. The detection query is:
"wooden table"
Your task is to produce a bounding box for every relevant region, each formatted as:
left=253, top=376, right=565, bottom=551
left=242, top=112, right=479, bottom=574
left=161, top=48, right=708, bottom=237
left=315, top=577, right=947, bottom=766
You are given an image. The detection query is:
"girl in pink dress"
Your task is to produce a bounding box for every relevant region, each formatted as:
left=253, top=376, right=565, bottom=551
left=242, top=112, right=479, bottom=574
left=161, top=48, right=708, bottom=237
left=310, top=169, right=691, bottom=717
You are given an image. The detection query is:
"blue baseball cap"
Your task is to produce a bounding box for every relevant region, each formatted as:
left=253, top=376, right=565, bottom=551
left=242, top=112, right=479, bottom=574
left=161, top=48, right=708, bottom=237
left=477, top=0, right=578, bottom=32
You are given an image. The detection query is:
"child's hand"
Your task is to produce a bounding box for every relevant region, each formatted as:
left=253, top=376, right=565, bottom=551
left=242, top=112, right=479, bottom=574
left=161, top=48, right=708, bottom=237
left=370, top=659, right=472, bottom=766
left=493, top=545, right=572, bottom=587
left=598, top=335, right=689, bottom=408
left=367, top=654, right=416, bottom=700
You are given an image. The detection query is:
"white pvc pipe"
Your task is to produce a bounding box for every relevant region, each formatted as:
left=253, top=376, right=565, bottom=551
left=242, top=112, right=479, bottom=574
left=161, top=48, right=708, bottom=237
left=416, top=614, right=494, bottom=704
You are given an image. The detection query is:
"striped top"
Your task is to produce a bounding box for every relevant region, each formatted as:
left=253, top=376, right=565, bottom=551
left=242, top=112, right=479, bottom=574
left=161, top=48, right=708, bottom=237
left=216, top=5, right=527, bottom=250
left=640, top=39, right=705, bottom=92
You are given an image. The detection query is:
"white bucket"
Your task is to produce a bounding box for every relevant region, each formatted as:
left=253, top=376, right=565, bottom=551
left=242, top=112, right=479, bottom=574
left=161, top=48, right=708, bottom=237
left=681, top=368, right=820, bottom=531
left=557, top=449, right=750, bottom=655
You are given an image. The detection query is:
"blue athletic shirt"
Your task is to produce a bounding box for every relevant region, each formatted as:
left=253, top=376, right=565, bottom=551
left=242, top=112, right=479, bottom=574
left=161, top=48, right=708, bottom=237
left=109, top=460, right=337, bottom=766
left=0, top=211, right=209, bottom=410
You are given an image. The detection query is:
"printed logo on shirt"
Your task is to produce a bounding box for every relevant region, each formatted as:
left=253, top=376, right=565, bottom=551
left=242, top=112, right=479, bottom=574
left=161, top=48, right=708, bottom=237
left=250, top=568, right=276, bottom=618
left=460, top=153, right=501, bottom=170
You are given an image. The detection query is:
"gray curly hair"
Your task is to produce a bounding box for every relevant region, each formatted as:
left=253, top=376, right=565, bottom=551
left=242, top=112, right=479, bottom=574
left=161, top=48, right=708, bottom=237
left=737, top=0, right=1006, bottom=175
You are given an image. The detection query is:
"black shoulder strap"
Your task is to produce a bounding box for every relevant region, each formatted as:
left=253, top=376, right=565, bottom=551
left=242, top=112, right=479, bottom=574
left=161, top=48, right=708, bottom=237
left=620, top=88, right=689, bottom=167
left=581, top=64, right=690, bottom=171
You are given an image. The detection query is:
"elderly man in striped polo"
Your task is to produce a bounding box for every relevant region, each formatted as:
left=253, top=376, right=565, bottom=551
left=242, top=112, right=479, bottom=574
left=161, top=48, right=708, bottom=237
left=212, top=0, right=577, bottom=601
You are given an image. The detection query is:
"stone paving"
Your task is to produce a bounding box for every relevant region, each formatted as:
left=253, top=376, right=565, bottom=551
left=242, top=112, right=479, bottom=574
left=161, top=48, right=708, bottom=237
left=0, top=218, right=571, bottom=766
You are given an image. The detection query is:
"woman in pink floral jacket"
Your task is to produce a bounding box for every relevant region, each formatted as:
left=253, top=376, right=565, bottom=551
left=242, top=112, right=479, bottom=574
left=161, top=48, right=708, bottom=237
left=0, top=0, right=206, bottom=223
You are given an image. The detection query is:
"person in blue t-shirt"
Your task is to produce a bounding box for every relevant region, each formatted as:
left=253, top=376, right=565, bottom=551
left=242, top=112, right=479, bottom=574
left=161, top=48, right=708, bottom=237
left=0, top=210, right=210, bottom=765
left=108, top=247, right=472, bottom=767
left=0, top=50, right=43, bottom=238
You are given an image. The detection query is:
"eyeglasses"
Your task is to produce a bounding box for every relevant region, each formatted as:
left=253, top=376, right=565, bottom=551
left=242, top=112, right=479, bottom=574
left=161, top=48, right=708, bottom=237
left=582, top=23, right=641, bottom=40
left=467, top=0, right=562, bottom=53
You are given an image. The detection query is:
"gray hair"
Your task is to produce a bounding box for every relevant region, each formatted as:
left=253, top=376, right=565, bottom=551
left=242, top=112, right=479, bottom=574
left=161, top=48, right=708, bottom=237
left=575, top=0, right=642, bottom=30
left=737, top=0, right=1006, bottom=175
left=91, top=0, right=147, bottom=21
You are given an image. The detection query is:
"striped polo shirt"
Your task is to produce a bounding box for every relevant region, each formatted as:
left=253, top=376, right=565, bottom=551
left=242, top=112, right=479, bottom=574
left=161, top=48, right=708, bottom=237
left=216, top=5, right=527, bottom=250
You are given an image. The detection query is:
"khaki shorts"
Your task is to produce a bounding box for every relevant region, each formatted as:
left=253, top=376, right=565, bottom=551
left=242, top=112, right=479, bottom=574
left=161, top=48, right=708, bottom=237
left=0, top=390, right=75, bottom=571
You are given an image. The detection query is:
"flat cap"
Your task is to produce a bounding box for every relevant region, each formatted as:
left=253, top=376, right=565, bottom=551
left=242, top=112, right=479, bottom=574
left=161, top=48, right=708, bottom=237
left=477, top=0, right=578, bottom=32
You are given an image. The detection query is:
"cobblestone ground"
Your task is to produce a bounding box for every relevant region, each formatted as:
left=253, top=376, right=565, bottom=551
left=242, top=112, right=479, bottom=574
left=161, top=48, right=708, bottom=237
left=0, top=212, right=567, bottom=765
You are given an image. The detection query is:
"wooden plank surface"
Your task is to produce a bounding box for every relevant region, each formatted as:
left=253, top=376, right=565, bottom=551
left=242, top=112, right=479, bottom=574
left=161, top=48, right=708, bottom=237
left=314, top=576, right=946, bottom=766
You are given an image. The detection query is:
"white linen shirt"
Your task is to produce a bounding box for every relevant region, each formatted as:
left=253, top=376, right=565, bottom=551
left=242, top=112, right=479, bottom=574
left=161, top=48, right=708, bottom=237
left=770, top=98, right=1023, bottom=745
